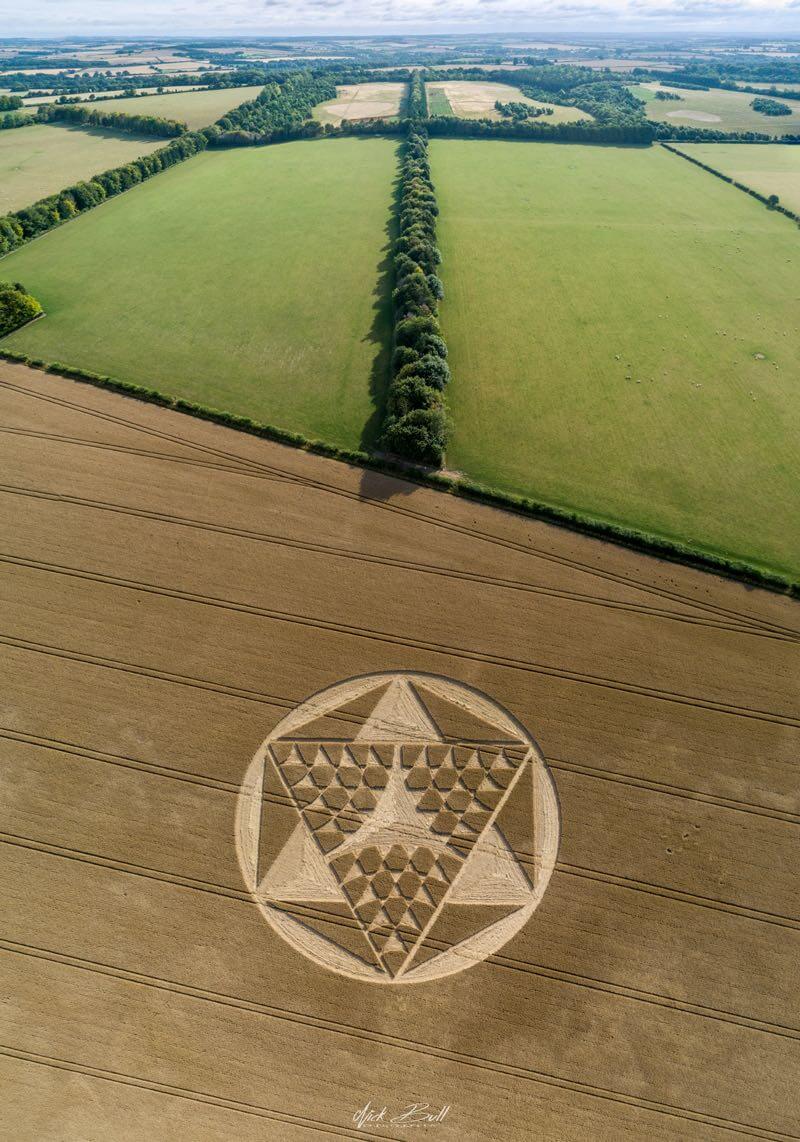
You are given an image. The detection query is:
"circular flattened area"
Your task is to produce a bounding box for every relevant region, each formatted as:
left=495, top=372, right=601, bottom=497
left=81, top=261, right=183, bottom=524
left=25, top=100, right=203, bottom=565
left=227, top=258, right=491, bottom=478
left=236, top=672, right=560, bottom=984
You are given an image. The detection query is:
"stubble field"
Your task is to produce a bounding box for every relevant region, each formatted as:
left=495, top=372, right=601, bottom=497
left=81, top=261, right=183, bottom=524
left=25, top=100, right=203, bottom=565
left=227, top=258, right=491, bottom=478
left=431, top=139, right=800, bottom=581
left=1, top=363, right=798, bottom=1140
left=424, top=80, right=592, bottom=123
left=313, top=83, right=407, bottom=124
left=0, top=123, right=163, bottom=213
left=1, top=137, right=397, bottom=450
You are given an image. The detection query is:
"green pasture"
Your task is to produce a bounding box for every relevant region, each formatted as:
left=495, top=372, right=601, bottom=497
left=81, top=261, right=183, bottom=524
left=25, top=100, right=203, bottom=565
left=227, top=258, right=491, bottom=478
left=95, top=86, right=266, bottom=128
left=1, top=138, right=397, bottom=450
left=431, top=140, right=800, bottom=580
left=680, top=143, right=800, bottom=215
left=0, top=124, right=162, bottom=213
left=426, top=87, right=454, bottom=116
left=630, top=82, right=800, bottom=136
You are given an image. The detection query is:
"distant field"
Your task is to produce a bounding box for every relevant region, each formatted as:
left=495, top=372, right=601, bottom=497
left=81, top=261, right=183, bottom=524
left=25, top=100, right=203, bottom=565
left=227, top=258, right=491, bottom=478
left=425, top=81, right=592, bottom=123
left=431, top=140, right=800, bottom=579
left=84, top=86, right=266, bottom=128
left=1, top=138, right=396, bottom=450
left=573, top=57, right=678, bottom=71
left=679, top=143, right=800, bottom=215
left=631, top=82, right=800, bottom=136
left=736, top=82, right=800, bottom=95
left=313, top=83, right=407, bottom=125
left=0, top=124, right=162, bottom=214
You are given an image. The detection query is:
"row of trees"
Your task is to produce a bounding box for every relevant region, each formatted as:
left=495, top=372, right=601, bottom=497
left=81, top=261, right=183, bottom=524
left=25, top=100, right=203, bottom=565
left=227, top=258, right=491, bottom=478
left=407, top=71, right=428, bottom=119
left=0, top=113, right=31, bottom=131
left=208, top=73, right=336, bottom=145
left=425, top=115, right=655, bottom=144
left=1, top=66, right=274, bottom=95
left=0, top=131, right=208, bottom=257
left=653, top=122, right=799, bottom=143
left=0, top=281, right=42, bottom=338
left=0, top=95, right=23, bottom=111
left=36, top=102, right=188, bottom=138
left=380, top=129, right=452, bottom=467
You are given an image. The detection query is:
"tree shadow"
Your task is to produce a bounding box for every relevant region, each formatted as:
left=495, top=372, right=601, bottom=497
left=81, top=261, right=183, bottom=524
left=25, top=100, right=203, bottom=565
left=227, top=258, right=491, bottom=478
left=357, top=141, right=403, bottom=456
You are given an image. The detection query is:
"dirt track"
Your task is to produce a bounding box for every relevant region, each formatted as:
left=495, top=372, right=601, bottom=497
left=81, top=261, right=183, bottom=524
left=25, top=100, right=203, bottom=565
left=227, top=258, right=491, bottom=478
left=1, top=360, right=798, bottom=1140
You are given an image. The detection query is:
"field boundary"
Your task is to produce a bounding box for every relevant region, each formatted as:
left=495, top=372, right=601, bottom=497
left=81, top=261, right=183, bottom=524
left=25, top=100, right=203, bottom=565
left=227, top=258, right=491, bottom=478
left=661, top=142, right=800, bottom=224
left=1, top=348, right=795, bottom=596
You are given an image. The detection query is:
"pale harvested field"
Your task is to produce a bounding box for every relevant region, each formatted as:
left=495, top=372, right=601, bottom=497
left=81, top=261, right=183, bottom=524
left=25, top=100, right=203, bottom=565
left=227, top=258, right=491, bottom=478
left=313, top=83, right=407, bottom=125
left=1, top=362, right=799, bottom=1139
left=425, top=80, right=592, bottom=123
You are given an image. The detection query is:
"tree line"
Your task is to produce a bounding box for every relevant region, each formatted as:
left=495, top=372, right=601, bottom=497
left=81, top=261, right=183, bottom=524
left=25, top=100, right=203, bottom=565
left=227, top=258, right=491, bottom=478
left=653, top=122, right=800, bottom=143
left=380, top=128, right=452, bottom=467
left=36, top=102, right=188, bottom=139
left=0, top=66, right=275, bottom=96
left=0, top=113, right=31, bottom=131
left=0, top=95, right=23, bottom=111
left=206, top=72, right=336, bottom=145
left=407, top=71, right=428, bottom=119
left=425, top=115, right=655, bottom=144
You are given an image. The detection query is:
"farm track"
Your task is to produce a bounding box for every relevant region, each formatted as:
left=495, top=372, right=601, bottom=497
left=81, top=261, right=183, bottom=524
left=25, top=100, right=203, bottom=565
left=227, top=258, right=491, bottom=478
left=3, top=367, right=798, bottom=1141
left=2, top=377, right=795, bottom=640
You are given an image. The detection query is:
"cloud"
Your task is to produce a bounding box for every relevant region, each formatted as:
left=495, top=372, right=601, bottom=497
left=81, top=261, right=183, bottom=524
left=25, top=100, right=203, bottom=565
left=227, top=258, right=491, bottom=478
left=1, top=0, right=799, bottom=34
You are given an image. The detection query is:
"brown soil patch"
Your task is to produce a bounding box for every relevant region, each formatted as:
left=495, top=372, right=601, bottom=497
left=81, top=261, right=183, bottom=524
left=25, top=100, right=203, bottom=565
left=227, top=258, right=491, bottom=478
left=1, top=361, right=798, bottom=1139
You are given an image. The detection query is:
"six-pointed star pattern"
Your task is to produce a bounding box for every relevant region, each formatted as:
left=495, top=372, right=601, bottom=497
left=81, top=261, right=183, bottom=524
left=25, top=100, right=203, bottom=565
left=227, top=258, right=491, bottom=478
left=236, top=673, right=560, bottom=983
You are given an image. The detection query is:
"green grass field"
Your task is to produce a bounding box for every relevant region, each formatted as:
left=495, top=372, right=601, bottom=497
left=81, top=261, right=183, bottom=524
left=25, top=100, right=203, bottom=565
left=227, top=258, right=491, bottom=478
left=87, top=86, right=266, bottom=129
left=679, top=143, right=800, bottom=215
left=0, top=124, right=162, bottom=214
left=1, top=138, right=397, bottom=450
left=431, top=140, right=800, bottom=580
left=630, top=82, right=800, bottom=136
left=426, top=87, right=454, bottom=116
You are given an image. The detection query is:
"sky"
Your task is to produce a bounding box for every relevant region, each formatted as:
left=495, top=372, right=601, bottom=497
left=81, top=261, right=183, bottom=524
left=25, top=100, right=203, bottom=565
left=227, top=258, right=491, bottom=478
left=2, top=0, right=799, bottom=37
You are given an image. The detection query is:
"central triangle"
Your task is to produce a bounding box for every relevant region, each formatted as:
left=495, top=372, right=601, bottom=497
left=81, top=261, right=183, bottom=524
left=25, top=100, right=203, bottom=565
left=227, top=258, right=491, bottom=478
left=355, top=679, right=441, bottom=742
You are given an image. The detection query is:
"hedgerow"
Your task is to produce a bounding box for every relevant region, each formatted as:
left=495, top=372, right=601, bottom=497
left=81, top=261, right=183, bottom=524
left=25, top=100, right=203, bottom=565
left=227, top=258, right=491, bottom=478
left=379, top=128, right=452, bottom=467
left=37, top=101, right=188, bottom=138
left=1, top=347, right=794, bottom=596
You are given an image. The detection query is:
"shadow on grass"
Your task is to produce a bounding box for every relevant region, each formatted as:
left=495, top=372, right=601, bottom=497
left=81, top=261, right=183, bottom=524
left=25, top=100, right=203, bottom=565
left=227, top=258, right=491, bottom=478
left=357, top=139, right=402, bottom=456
